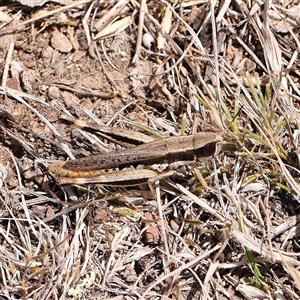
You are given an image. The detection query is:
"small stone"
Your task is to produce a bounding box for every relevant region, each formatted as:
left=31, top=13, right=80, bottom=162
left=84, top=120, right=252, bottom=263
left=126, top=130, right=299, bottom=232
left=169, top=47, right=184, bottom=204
left=142, top=33, right=154, bottom=48
left=73, top=50, right=85, bottom=62
left=48, top=86, right=60, bottom=99
left=6, top=77, right=21, bottom=91
left=51, top=31, right=72, bottom=53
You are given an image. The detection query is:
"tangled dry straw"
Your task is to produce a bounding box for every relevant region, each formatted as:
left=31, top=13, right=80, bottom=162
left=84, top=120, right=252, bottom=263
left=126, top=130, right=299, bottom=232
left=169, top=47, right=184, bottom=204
left=0, top=0, right=300, bottom=299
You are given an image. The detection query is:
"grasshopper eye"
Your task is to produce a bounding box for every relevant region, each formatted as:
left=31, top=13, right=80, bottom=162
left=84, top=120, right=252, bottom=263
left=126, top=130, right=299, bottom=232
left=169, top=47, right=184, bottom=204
left=203, top=142, right=217, bottom=156
left=195, top=141, right=218, bottom=159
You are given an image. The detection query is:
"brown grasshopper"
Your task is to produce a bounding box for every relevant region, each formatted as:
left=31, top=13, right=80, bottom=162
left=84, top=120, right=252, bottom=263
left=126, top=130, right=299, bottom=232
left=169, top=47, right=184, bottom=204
left=48, top=133, right=221, bottom=186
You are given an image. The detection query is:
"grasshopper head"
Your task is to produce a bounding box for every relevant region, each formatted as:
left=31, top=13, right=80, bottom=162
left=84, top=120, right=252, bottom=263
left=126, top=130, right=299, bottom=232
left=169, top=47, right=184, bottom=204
left=48, top=161, right=68, bottom=177
left=194, top=133, right=222, bottom=161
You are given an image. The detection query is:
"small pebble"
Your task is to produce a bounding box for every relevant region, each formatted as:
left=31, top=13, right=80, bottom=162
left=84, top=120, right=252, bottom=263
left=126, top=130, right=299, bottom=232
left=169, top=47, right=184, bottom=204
left=143, top=33, right=154, bottom=48
left=51, top=31, right=72, bottom=53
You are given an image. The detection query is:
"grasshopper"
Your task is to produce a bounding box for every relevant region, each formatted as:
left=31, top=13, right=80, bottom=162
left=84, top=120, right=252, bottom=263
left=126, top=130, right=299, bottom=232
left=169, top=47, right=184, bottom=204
left=48, top=132, right=221, bottom=186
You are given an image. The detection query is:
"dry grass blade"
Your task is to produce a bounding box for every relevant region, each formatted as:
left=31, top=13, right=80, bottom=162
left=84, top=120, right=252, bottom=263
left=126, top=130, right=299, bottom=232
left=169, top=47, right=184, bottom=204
left=0, top=0, right=91, bottom=34
left=94, top=0, right=129, bottom=32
